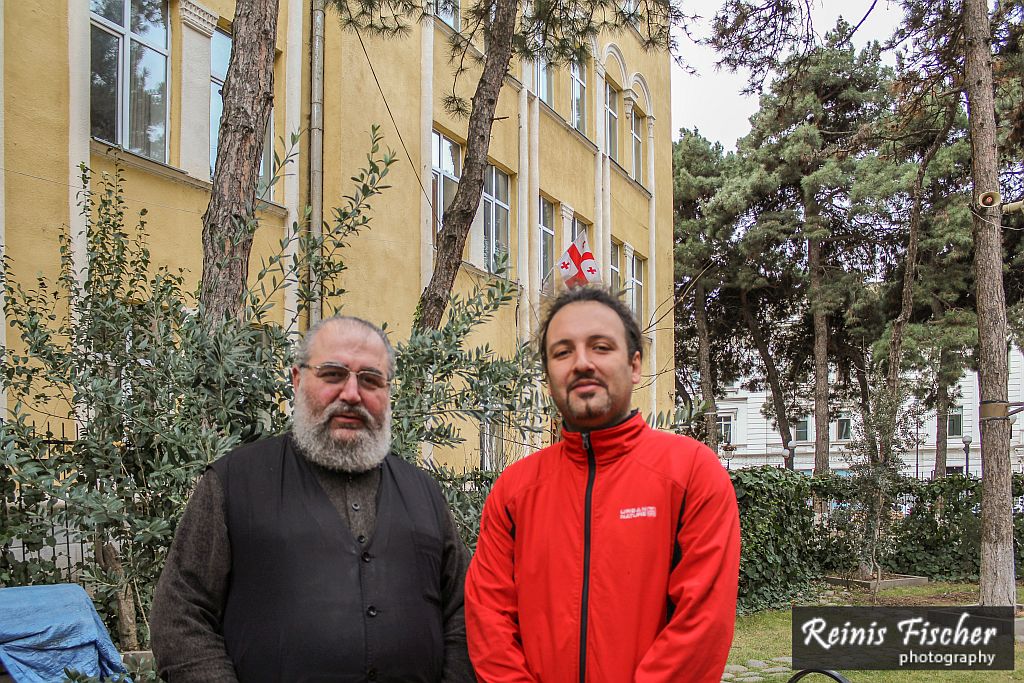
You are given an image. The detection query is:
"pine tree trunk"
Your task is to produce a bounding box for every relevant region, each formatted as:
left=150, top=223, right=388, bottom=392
left=933, top=375, right=949, bottom=478
left=199, top=0, right=279, bottom=327
left=740, top=289, right=792, bottom=467
left=931, top=295, right=951, bottom=478
left=837, top=341, right=878, bottom=460
left=964, top=0, right=1015, bottom=607
left=694, top=282, right=718, bottom=452
left=808, top=237, right=830, bottom=474
left=886, top=106, right=953, bottom=395
left=414, top=0, right=518, bottom=331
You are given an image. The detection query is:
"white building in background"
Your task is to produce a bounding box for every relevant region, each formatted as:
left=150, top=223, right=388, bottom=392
left=713, top=347, right=1024, bottom=478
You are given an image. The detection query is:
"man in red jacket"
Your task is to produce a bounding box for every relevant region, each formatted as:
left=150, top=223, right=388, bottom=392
left=465, top=286, right=741, bottom=682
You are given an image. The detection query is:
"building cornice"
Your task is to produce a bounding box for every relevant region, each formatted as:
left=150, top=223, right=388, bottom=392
left=181, top=0, right=217, bottom=37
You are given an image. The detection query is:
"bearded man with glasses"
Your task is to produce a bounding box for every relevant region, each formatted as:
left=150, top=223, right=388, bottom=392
left=151, top=316, right=474, bottom=682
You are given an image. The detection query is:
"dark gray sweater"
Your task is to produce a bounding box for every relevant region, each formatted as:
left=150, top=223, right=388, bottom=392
left=150, top=458, right=474, bottom=682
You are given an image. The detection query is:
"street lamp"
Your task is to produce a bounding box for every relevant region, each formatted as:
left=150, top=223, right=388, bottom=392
left=720, top=436, right=736, bottom=470
left=786, top=440, right=796, bottom=470
left=962, top=433, right=972, bottom=476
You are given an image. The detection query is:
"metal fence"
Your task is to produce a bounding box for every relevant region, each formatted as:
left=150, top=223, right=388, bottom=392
left=1, top=428, right=92, bottom=586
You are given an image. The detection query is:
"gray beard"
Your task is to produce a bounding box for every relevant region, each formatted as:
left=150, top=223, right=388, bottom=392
left=291, top=392, right=392, bottom=473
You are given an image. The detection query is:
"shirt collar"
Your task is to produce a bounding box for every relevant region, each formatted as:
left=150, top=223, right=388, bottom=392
left=559, top=411, right=648, bottom=466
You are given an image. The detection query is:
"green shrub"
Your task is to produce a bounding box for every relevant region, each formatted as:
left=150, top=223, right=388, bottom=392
left=731, top=466, right=817, bottom=611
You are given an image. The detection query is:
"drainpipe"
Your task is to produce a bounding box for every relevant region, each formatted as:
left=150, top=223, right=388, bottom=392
left=309, top=0, right=326, bottom=323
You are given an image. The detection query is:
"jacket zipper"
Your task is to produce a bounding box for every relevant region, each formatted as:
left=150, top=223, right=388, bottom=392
left=579, top=432, right=596, bottom=683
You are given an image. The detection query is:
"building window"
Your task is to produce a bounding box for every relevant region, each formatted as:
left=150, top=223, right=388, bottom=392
left=947, top=406, right=963, bottom=438
left=605, top=82, right=619, bottom=160
left=716, top=414, right=733, bottom=445
left=435, top=0, right=460, bottom=30
left=570, top=61, right=587, bottom=134
left=540, top=197, right=556, bottom=294
left=627, top=253, right=644, bottom=320
left=609, top=241, right=621, bottom=293
left=90, top=0, right=169, bottom=162
left=211, top=30, right=273, bottom=197
left=571, top=217, right=591, bottom=246
left=535, top=61, right=553, bottom=106
left=482, top=166, right=511, bottom=274
left=631, top=108, right=644, bottom=183
left=431, top=131, right=461, bottom=235
left=795, top=417, right=810, bottom=442
left=836, top=414, right=852, bottom=441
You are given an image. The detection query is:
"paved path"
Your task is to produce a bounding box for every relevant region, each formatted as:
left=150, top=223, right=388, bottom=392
left=722, top=657, right=794, bottom=681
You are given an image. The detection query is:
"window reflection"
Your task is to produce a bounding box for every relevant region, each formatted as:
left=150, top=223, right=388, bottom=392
left=130, top=0, right=167, bottom=45
left=128, top=42, right=167, bottom=159
left=90, top=26, right=119, bottom=144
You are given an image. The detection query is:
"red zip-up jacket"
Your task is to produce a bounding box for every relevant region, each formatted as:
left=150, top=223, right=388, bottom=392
left=465, top=413, right=740, bottom=683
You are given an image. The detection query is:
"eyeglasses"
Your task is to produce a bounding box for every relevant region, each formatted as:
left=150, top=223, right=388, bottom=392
left=299, top=363, right=390, bottom=391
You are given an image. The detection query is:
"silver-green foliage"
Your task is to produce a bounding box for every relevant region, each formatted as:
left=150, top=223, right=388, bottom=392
left=0, top=163, right=298, bottom=648
left=0, top=128, right=547, bottom=646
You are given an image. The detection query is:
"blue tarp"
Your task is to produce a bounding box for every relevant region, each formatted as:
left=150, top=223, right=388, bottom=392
left=0, top=584, right=130, bottom=682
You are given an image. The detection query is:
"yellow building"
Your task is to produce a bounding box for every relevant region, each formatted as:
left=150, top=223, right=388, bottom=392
left=2, top=1, right=675, bottom=469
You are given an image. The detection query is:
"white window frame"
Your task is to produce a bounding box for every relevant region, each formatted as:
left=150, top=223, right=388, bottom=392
left=947, top=406, right=964, bottom=438
left=605, top=82, right=619, bottom=160
left=627, top=252, right=644, bottom=320
left=482, top=165, right=511, bottom=274
left=535, top=60, right=553, bottom=106
left=431, top=131, right=462, bottom=235
left=89, top=0, right=170, bottom=162
left=716, top=414, right=734, bottom=445
left=211, top=29, right=273, bottom=198
left=609, top=240, right=621, bottom=293
left=540, top=197, right=556, bottom=294
left=795, top=417, right=810, bottom=443
left=570, top=61, right=587, bottom=134
left=571, top=216, right=588, bottom=243
left=631, top=108, right=644, bottom=183
left=836, top=414, right=852, bottom=441
left=435, top=0, right=460, bottom=30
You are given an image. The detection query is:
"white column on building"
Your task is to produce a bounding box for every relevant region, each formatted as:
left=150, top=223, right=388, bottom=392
left=529, top=85, right=541, bottom=323
left=68, top=0, right=90, bottom=287
left=600, top=77, right=612, bottom=282
left=282, top=0, right=304, bottom=332
left=180, top=1, right=217, bottom=178
left=616, top=92, right=636, bottom=284
left=593, top=61, right=606, bottom=269
left=646, top=114, right=658, bottom=409
left=517, top=73, right=531, bottom=341
left=419, top=14, right=436, bottom=465
left=420, top=12, right=435, bottom=289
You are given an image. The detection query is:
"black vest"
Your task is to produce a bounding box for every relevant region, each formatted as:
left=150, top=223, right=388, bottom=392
left=211, top=435, right=446, bottom=682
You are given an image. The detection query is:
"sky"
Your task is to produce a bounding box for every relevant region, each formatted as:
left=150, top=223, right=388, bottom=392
left=670, top=0, right=904, bottom=150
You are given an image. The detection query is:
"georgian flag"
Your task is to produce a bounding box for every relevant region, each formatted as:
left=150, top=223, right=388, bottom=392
left=558, top=232, right=601, bottom=288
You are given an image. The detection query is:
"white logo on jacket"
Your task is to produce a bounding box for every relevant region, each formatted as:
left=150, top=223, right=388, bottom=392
left=619, top=506, right=657, bottom=520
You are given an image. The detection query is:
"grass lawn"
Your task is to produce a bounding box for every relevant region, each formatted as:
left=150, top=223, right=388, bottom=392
left=729, top=582, right=1024, bottom=681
